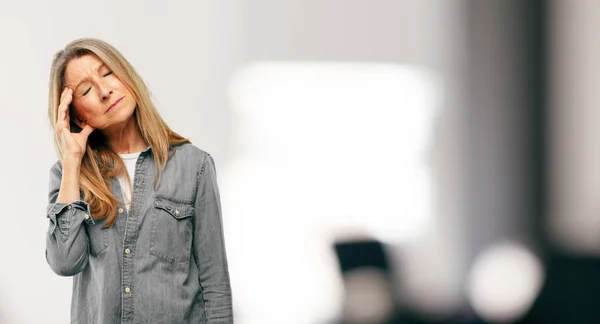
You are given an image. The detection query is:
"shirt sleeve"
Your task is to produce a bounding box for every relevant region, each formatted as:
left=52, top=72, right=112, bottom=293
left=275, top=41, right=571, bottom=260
left=45, top=161, right=92, bottom=276
left=193, top=154, right=234, bottom=323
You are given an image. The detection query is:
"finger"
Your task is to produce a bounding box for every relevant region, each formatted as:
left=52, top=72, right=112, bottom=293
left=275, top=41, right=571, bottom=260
left=57, top=88, right=71, bottom=123
left=59, top=87, right=69, bottom=103
left=55, top=121, right=68, bottom=138
left=60, top=88, right=72, bottom=112
left=56, top=102, right=71, bottom=133
left=58, top=87, right=70, bottom=107
left=65, top=105, right=71, bottom=125
left=79, top=124, right=95, bottom=138
left=55, top=113, right=68, bottom=133
left=63, top=88, right=73, bottom=108
left=59, top=128, right=70, bottom=146
left=56, top=103, right=66, bottom=125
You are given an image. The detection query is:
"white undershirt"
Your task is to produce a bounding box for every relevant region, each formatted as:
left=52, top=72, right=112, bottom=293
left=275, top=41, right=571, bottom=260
left=117, top=152, right=141, bottom=211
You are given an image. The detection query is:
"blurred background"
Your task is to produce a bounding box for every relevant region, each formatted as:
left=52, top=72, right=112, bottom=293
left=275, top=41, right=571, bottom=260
left=1, top=0, right=600, bottom=323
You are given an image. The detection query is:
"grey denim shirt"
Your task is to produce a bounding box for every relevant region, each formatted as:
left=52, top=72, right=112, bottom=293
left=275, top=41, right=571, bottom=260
left=45, top=144, right=233, bottom=324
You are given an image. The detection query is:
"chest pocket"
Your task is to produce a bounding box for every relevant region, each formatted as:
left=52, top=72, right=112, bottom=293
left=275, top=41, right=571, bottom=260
left=149, top=196, right=195, bottom=264
left=84, top=218, right=109, bottom=257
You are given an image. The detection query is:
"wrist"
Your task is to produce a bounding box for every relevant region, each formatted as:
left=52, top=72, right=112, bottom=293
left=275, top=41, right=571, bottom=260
left=62, top=155, right=82, bottom=170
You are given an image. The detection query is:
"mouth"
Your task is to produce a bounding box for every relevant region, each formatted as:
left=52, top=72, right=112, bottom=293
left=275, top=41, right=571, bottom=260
left=106, top=97, right=124, bottom=112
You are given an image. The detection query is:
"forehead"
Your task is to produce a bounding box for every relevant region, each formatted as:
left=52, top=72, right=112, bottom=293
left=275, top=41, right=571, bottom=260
left=64, top=54, right=105, bottom=86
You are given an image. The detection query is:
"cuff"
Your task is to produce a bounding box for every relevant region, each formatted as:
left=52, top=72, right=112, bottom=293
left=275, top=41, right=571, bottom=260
left=47, top=200, right=95, bottom=226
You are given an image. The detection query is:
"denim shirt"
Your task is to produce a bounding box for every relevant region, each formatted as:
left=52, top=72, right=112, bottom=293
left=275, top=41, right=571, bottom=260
left=45, top=144, right=233, bottom=324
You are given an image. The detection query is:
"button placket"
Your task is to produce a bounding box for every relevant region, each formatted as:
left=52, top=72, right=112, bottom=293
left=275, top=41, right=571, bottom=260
left=121, top=155, right=146, bottom=320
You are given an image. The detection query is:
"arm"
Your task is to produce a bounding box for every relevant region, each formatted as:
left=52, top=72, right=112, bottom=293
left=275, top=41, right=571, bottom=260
left=45, top=158, right=91, bottom=276
left=193, top=154, right=233, bottom=323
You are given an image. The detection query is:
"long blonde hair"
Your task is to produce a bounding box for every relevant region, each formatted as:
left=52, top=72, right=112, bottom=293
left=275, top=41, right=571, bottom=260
left=48, top=38, right=190, bottom=227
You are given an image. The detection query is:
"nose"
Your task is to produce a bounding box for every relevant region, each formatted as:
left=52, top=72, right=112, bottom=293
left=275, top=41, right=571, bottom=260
left=101, top=88, right=113, bottom=101
left=99, top=82, right=113, bottom=101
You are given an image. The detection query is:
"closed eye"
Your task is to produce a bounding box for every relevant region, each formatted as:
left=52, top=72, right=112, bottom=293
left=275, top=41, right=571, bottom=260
left=81, top=71, right=111, bottom=96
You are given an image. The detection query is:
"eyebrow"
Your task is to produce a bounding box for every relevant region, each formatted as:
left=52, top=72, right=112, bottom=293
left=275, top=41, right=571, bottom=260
left=68, top=63, right=108, bottom=91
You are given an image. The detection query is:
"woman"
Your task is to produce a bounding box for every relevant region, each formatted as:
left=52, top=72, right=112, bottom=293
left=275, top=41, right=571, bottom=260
left=45, top=38, right=233, bottom=323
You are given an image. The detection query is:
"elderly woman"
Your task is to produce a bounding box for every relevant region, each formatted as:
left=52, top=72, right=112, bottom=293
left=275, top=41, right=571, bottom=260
left=45, top=38, right=233, bottom=323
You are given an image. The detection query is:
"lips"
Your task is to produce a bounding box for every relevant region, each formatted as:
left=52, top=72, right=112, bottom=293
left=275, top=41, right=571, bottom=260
left=107, top=97, right=124, bottom=112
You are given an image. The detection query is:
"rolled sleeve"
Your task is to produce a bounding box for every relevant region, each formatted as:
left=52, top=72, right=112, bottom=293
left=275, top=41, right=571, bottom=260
left=47, top=200, right=94, bottom=239
left=45, top=162, right=91, bottom=277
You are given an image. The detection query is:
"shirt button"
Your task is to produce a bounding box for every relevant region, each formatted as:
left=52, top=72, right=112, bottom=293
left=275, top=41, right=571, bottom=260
left=84, top=214, right=90, bottom=220
left=118, top=208, right=124, bottom=213
left=67, top=205, right=72, bottom=209
left=125, top=248, right=131, bottom=254
left=125, top=287, right=131, bottom=293
left=175, top=209, right=179, bottom=215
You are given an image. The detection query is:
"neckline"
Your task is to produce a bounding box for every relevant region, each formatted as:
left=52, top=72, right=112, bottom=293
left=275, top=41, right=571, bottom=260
left=119, top=151, right=142, bottom=160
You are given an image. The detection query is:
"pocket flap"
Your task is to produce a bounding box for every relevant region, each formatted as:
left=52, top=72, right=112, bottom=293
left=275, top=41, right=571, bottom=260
left=154, top=196, right=195, bottom=219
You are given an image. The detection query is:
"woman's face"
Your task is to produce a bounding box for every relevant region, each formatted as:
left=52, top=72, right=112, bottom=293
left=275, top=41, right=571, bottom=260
left=64, top=54, right=136, bottom=131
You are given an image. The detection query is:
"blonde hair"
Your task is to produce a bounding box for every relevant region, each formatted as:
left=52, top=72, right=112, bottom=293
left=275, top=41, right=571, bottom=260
left=48, top=38, right=190, bottom=227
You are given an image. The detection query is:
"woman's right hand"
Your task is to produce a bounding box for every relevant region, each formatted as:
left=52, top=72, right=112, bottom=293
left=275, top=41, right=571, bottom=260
left=56, top=88, right=95, bottom=161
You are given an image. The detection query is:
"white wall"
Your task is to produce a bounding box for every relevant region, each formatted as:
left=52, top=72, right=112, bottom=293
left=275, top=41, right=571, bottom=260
left=0, top=1, right=466, bottom=322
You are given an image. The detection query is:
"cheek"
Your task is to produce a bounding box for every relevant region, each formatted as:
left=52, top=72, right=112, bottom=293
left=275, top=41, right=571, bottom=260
left=74, top=98, right=101, bottom=120
left=111, top=77, right=129, bottom=92
left=112, top=78, right=133, bottom=97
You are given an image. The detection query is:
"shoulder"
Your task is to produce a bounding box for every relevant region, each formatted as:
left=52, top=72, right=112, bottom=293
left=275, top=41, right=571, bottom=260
left=172, top=143, right=211, bottom=162
left=171, top=143, right=216, bottom=175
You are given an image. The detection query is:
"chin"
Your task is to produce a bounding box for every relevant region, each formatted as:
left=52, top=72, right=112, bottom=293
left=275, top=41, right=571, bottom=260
left=119, top=106, right=137, bottom=125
